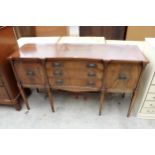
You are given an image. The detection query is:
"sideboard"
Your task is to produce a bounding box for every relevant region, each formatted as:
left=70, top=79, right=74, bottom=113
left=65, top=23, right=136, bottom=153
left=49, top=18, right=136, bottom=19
left=0, top=26, right=20, bottom=110
left=8, top=40, right=148, bottom=116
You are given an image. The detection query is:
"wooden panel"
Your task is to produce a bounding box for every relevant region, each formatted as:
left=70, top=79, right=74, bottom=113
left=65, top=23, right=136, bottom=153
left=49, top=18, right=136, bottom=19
left=105, top=62, right=142, bottom=92
left=9, top=44, right=148, bottom=63
left=0, top=87, right=9, bottom=100
left=0, top=27, right=19, bottom=62
left=35, top=26, right=68, bottom=36
left=0, top=26, right=20, bottom=107
left=14, top=61, right=45, bottom=86
left=126, top=26, right=155, bottom=41
left=80, top=26, right=127, bottom=40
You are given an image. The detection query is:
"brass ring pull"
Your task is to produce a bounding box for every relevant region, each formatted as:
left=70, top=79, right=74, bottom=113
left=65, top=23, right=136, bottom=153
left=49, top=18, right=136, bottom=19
left=87, top=63, right=96, bottom=68
left=56, top=79, right=63, bottom=85
left=53, top=62, right=61, bottom=67
left=118, top=74, right=127, bottom=80
left=87, top=81, right=95, bottom=86
left=54, top=70, right=62, bottom=76
left=88, top=72, right=96, bottom=77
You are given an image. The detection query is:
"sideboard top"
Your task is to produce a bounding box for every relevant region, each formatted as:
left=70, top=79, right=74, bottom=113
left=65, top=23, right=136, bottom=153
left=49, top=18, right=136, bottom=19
left=9, top=43, right=148, bottom=63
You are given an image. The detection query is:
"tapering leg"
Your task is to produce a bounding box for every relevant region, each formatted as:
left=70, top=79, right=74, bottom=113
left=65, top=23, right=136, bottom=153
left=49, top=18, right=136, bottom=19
left=127, top=90, right=138, bottom=117
left=14, top=103, right=21, bottom=111
left=99, top=91, right=105, bottom=116
left=18, top=84, right=30, bottom=110
left=122, top=93, right=125, bottom=98
left=47, top=88, right=55, bottom=112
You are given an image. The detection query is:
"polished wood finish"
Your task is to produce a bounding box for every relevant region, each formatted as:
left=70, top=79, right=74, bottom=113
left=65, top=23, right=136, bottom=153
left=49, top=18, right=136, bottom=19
left=80, top=26, right=127, bottom=40
left=105, top=62, right=142, bottom=92
left=0, top=26, right=20, bottom=109
left=9, top=39, right=148, bottom=116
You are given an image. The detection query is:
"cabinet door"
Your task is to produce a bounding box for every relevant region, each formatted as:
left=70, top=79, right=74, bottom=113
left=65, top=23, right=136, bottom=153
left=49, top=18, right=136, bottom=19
left=80, top=26, right=127, bottom=40
left=105, top=62, right=142, bottom=92
left=14, top=60, right=45, bottom=87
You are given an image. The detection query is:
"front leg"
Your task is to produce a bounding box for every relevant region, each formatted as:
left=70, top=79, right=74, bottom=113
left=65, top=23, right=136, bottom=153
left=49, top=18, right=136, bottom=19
left=99, top=91, right=105, bottom=116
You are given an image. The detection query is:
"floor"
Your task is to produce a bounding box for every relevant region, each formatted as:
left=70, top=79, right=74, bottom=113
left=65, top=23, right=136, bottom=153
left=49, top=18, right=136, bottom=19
left=0, top=90, right=155, bottom=129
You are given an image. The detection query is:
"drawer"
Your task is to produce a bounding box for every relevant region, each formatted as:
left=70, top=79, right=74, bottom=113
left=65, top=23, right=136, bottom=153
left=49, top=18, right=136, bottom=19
left=105, top=62, right=142, bottom=91
left=0, top=86, right=9, bottom=100
left=47, top=68, right=103, bottom=79
left=141, top=107, right=155, bottom=114
left=148, top=85, right=155, bottom=93
left=46, top=60, right=104, bottom=71
left=48, top=78, right=102, bottom=89
left=146, top=93, right=155, bottom=101
left=14, top=61, right=45, bottom=86
left=143, top=101, right=155, bottom=108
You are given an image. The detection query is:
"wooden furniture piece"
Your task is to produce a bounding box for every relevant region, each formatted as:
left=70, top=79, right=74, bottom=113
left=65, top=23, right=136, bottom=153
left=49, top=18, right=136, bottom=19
left=8, top=37, right=148, bottom=116
left=0, top=26, right=21, bottom=110
left=80, top=26, right=127, bottom=40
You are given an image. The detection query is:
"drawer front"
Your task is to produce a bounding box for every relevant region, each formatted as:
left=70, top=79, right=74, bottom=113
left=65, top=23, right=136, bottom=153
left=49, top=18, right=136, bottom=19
left=146, top=93, right=155, bottom=101
left=105, top=62, right=142, bottom=91
left=143, top=101, right=155, bottom=108
left=46, top=60, right=104, bottom=71
left=14, top=61, right=45, bottom=86
left=47, top=68, right=103, bottom=79
left=48, top=78, right=102, bottom=89
left=141, top=107, right=155, bottom=114
left=0, top=86, right=10, bottom=100
left=148, top=85, right=155, bottom=93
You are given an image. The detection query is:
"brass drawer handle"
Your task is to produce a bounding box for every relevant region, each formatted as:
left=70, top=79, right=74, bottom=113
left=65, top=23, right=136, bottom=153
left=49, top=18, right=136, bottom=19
left=26, top=70, right=35, bottom=76
left=55, top=79, right=63, bottom=85
left=118, top=74, right=127, bottom=80
left=54, top=70, right=63, bottom=76
left=87, top=63, right=96, bottom=68
left=87, top=81, right=95, bottom=86
left=53, top=62, right=61, bottom=67
left=88, top=72, right=96, bottom=77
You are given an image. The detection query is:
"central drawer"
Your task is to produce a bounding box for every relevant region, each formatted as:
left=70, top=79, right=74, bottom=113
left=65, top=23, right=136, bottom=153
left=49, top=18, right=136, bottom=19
left=46, top=60, right=104, bottom=89
left=46, top=60, right=104, bottom=71
left=48, top=77, right=102, bottom=89
left=105, top=62, right=142, bottom=92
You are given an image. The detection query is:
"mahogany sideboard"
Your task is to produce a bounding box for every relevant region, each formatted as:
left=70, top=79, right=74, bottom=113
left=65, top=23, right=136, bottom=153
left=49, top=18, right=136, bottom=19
left=8, top=42, right=148, bottom=116
left=0, top=26, right=21, bottom=110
